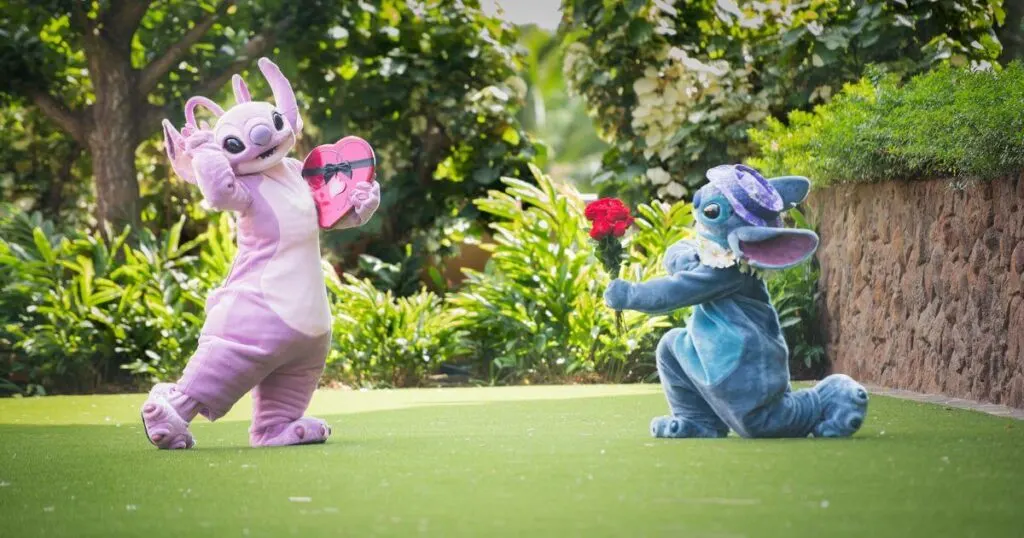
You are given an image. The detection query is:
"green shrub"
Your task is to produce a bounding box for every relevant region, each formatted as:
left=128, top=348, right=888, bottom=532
left=560, top=0, right=1005, bottom=200
left=750, top=63, right=1024, bottom=184
left=0, top=208, right=242, bottom=393
left=324, top=271, right=468, bottom=388
left=450, top=165, right=690, bottom=384
left=764, top=209, right=826, bottom=377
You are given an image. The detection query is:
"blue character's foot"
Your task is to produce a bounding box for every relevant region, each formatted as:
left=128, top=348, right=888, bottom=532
left=811, top=374, right=869, bottom=438
left=650, top=416, right=729, bottom=439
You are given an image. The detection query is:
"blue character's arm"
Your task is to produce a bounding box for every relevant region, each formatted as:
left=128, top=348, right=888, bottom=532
left=662, top=239, right=702, bottom=274
left=604, top=263, right=744, bottom=314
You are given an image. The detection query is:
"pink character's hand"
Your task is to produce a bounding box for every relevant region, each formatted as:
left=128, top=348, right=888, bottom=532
left=330, top=180, right=380, bottom=230
left=184, top=126, right=251, bottom=212
left=350, top=181, right=380, bottom=223
left=184, top=128, right=219, bottom=158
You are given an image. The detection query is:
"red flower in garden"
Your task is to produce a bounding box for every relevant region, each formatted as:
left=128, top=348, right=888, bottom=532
left=585, top=198, right=633, bottom=333
left=585, top=198, right=634, bottom=239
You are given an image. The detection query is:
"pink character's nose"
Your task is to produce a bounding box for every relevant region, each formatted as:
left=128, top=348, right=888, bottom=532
left=250, top=125, right=272, bottom=146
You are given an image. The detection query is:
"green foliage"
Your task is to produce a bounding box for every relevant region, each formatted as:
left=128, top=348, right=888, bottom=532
left=324, top=272, right=468, bottom=388
left=560, top=0, right=1007, bottom=201
left=2, top=0, right=536, bottom=279
left=516, top=26, right=609, bottom=185
left=763, top=209, right=825, bottom=375
left=450, top=165, right=690, bottom=384
left=0, top=208, right=237, bottom=392
left=749, top=63, right=1024, bottom=185
left=290, top=0, right=536, bottom=274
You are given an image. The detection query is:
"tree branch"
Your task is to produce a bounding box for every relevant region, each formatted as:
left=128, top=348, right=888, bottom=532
left=30, top=90, right=87, bottom=144
left=140, top=15, right=294, bottom=134
left=104, top=0, right=154, bottom=44
left=138, top=0, right=237, bottom=93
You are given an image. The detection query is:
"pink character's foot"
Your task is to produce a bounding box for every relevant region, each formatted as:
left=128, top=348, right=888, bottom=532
left=250, top=417, right=331, bottom=447
left=140, top=383, right=195, bottom=450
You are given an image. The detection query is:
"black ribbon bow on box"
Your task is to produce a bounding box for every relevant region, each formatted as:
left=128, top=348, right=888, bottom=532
left=302, top=157, right=376, bottom=183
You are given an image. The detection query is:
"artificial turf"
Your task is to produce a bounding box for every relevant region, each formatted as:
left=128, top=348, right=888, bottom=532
left=0, top=384, right=1021, bottom=537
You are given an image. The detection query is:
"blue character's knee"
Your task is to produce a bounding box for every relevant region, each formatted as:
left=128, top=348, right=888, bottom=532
left=655, top=328, right=685, bottom=367
left=812, top=374, right=869, bottom=438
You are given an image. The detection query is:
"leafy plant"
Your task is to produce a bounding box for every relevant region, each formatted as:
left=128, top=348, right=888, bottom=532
left=763, top=209, right=826, bottom=377
left=749, top=63, right=1024, bottom=185
left=560, top=0, right=1007, bottom=201
left=0, top=208, right=239, bottom=393
left=325, top=271, right=468, bottom=388
left=450, top=165, right=689, bottom=384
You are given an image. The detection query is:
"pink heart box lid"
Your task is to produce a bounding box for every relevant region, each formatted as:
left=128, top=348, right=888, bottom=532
left=301, top=136, right=376, bottom=229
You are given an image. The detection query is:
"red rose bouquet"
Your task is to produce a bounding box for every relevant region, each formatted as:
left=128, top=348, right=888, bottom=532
left=584, top=198, right=634, bottom=332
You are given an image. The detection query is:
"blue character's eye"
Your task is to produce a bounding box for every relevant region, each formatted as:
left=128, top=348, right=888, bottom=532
left=702, top=203, right=721, bottom=220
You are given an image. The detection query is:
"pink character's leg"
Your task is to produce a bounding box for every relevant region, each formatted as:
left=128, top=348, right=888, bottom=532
left=141, top=332, right=279, bottom=450
left=141, top=383, right=203, bottom=450
left=249, top=338, right=331, bottom=447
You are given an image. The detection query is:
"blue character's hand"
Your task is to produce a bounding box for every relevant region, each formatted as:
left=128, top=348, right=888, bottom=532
left=604, top=279, right=633, bottom=310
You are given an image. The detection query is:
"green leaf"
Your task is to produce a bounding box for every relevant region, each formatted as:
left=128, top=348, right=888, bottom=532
left=501, top=127, right=521, bottom=146
left=32, top=228, right=55, bottom=265
left=628, top=19, right=653, bottom=45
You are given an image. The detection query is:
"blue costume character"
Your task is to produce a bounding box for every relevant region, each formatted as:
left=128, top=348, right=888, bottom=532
left=605, top=164, right=868, bottom=438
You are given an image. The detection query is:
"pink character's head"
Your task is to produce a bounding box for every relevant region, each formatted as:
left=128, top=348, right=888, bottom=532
left=162, top=57, right=304, bottom=182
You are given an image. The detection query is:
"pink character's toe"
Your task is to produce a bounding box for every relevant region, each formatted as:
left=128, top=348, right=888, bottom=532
left=141, top=386, right=194, bottom=450
left=295, top=425, right=305, bottom=439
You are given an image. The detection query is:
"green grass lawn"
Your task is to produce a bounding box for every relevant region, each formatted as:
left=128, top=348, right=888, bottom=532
left=1, top=384, right=1021, bottom=537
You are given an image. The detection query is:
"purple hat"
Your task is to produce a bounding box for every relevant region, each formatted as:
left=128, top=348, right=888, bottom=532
left=705, top=164, right=784, bottom=227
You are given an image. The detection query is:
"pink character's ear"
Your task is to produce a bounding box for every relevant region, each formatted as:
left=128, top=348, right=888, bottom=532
left=184, top=96, right=224, bottom=130
left=232, top=74, right=251, bottom=104
left=257, top=57, right=303, bottom=132
left=162, top=119, right=197, bottom=184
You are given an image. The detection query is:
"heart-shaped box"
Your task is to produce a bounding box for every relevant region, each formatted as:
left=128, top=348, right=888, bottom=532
left=301, top=136, right=377, bottom=229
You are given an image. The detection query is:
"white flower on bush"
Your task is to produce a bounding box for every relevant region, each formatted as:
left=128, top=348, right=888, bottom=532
left=631, top=48, right=729, bottom=179
left=657, top=181, right=687, bottom=200
left=505, top=76, right=528, bottom=101
left=646, top=167, right=671, bottom=185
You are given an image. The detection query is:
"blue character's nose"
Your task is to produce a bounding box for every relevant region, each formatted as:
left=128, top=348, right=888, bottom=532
left=250, top=124, right=272, bottom=146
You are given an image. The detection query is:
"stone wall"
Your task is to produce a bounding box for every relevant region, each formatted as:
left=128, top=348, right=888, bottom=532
left=808, top=173, right=1024, bottom=408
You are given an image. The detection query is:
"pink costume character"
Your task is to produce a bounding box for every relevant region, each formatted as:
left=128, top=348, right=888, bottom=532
left=141, top=57, right=380, bottom=449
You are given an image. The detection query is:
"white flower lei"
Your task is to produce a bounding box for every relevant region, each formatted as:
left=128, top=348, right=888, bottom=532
left=693, top=228, right=771, bottom=280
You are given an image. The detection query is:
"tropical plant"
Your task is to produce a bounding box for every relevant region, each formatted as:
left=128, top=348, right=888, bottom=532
left=749, top=62, right=1024, bottom=185
left=324, top=271, right=469, bottom=388
left=559, top=0, right=1007, bottom=202
left=762, top=209, right=826, bottom=377
left=450, top=165, right=692, bottom=384
left=0, top=208, right=237, bottom=393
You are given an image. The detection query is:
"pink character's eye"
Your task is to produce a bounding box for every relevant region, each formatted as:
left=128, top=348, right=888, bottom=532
left=273, top=112, right=284, bottom=131
left=223, top=136, right=245, bottom=154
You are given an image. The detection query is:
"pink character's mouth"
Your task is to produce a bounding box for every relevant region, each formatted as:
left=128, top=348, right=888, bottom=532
left=258, top=145, right=279, bottom=159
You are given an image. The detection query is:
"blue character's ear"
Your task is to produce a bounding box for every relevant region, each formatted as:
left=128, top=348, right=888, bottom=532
left=728, top=226, right=819, bottom=270
left=768, top=176, right=810, bottom=209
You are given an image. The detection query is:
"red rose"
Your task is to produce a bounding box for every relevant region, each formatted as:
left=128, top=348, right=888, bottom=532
left=585, top=198, right=632, bottom=334
left=612, top=218, right=633, bottom=237
left=585, top=198, right=625, bottom=222
left=590, top=220, right=612, bottom=239
left=586, top=198, right=633, bottom=240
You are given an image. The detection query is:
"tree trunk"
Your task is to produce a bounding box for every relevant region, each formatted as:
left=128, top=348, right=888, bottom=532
left=999, top=0, right=1024, bottom=63
left=86, top=40, right=142, bottom=232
